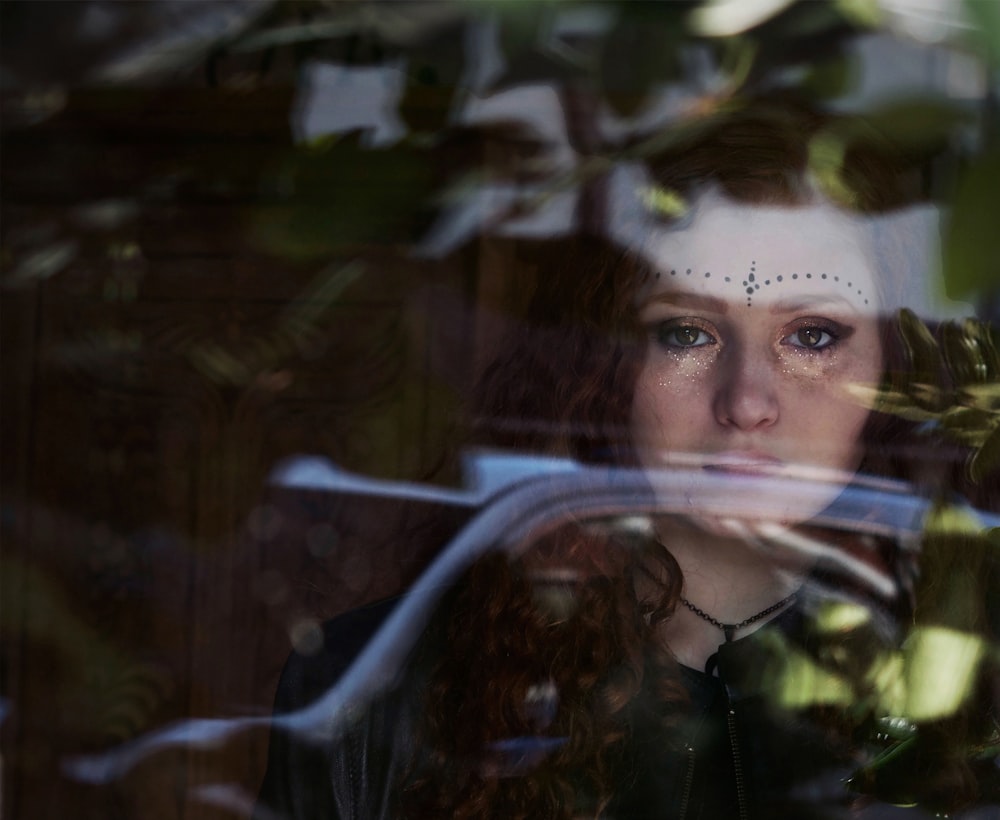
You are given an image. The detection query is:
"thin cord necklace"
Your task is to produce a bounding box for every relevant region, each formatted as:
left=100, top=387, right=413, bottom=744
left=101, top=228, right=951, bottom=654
left=680, top=592, right=797, bottom=642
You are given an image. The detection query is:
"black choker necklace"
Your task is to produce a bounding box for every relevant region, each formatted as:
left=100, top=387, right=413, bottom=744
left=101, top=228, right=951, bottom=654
left=680, top=592, right=797, bottom=642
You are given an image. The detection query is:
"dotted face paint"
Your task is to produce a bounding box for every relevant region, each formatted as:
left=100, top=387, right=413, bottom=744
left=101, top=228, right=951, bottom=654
left=687, top=259, right=872, bottom=308
left=654, top=262, right=871, bottom=307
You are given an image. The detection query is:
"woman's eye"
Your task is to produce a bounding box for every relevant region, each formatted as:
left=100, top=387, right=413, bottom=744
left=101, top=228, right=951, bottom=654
left=656, top=324, right=715, bottom=349
left=786, top=326, right=835, bottom=350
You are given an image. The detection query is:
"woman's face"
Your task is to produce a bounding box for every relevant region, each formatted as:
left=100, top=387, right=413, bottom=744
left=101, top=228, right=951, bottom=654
left=629, top=197, right=883, bottom=523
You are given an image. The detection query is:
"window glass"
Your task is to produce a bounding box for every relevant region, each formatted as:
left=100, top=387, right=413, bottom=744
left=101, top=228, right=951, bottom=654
left=2, top=3, right=998, bottom=819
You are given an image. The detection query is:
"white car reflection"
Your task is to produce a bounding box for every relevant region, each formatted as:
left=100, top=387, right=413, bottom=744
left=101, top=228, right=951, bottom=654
left=64, top=450, right=999, bottom=785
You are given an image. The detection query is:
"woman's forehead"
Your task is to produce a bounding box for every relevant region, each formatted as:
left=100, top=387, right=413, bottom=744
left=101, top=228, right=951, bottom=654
left=636, top=198, right=879, bottom=313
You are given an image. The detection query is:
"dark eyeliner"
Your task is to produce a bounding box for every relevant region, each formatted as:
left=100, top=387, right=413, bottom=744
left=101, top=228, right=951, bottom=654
left=783, top=318, right=853, bottom=351
left=649, top=318, right=717, bottom=350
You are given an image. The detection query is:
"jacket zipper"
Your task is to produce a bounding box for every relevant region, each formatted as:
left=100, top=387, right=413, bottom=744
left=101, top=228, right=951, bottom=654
left=677, top=744, right=695, bottom=820
left=347, top=728, right=360, bottom=820
left=726, top=706, right=749, bottom=820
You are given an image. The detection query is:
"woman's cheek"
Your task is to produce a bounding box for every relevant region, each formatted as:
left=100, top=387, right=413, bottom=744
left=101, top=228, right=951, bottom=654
left=777, top=347, right=843, bottom=382
left=631, top=351, right=716, bottom=448
left=778, top=350, right=872, bottom=399
left=646, top=347, right=718, bottom=391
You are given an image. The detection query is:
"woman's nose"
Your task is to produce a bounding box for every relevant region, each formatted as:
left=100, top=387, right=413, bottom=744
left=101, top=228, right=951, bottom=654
left=713, top=347, right=780, bottom=431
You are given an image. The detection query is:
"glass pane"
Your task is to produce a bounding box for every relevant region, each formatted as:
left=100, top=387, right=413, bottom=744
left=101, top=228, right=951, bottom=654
left=3, top=3, right=998, bottom=819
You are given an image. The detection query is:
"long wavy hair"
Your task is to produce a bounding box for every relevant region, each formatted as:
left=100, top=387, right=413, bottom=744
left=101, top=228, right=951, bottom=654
left=398, top=97, right=989, bottom=817
left=400, top=233, right=685, bottom=819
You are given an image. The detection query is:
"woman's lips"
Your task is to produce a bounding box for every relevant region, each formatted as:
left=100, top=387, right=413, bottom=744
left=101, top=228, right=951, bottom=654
left=701, top=451, right=785, bottom=475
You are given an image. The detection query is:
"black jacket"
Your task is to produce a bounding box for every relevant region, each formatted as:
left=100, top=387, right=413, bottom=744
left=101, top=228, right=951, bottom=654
left=254, top=596, right=879, bottom=820
left=255, top=598, right=414, bottom=820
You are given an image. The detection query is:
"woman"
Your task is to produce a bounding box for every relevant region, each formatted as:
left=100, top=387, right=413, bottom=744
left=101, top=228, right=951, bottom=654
left=257, top=101, right=996, bottom=819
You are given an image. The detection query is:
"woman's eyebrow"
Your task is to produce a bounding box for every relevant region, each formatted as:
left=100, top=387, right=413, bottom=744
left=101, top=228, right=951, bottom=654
left=769, top=295, right=859, bottom=315
left=639, top=292, right=729, bottom=313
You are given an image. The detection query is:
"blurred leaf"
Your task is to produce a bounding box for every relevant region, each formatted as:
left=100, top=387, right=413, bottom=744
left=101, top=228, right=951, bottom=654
left=943, top=148, right=1000, bottom=299
left=798, top=53, right=857, bottom=100
left=809, top=130, right=856, bottom=207
left=251, top=134, right=435, bottom=259
left=715, top=0, right=864, bottom=91
left=443, top=122, right=552, bottom=182
left=228, top=18, right=370, bottom=54
left=847, top=735, right=919, bottom=803
left=970, top=422, right=1000, bottom=481
left=965, top=0, right=1000, bottom=66
left=824, top=97, right=971, bottom=162
left=690, top=0, right=797, bottom=37
left=0, top=558, right=172, bottom=741
left=777, top=648, right=854, bottom=708
left=907, top=383, right=946, bottom=412
left=903, top=626, right=985, bottom=721
left=899, top=308, right=944, bottom=393
left=759, top=0, right=861, bottom=39
left=939, top=406, right=996, bottom=447
left=941, top=319, right=992, bottom=386
left=835, top=0, right=882, bottom=29
left=717, top=37, right=758, bottom=92
left=923, top=502, right=986, bottom=538
left=398, top=21, right=465, bottom=133
left=4, top=240, right=78, bottom=285
left=960, top=382, right=1000, bottom=412
left=874, top=715, right=917, bottom=742
left=866, top=652, right=907, bottom=716
left=814, top=601, right=871, bottom=633
left=852, top=311, right=999, bottom=483
left=639, top=185, right=688, bottom=218
left=492, top=0, right=555, bottom=68
left=597, top=4, right=689, bottom=115
left=229, top=2, right=468, bottom=54
left=845, top=384, right=937, bottom=421
left=489, top=2, right=612, bottom=90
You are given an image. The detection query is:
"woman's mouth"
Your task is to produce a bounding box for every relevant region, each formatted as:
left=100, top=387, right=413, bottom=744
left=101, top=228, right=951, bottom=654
left=701, top=451, right=785, bottom=475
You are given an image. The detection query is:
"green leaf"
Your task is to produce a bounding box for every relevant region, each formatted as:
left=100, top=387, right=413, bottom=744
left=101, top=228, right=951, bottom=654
left=942, top=148, right=1000, bottom=299
left=965, top=0, right=1000, bottom=66
left=835, top=0, right=882, bottom=29
left=939, top=406, right=995, bottom=446
left=848, top=385, right=937, bottom=422
left=941, top=319, right=990, bottom=386
left=489, top=1, right=594, bottom=88
left=924, top=502, right=989, bottom=537
left=898, top=308, right=943, bottom=392
left=903, top=626, right=986, bottom=721
left=959, top=382, right=1000, bottom=412
left=970, top=421, right=1000, bottom=482
left=908, top=383, right=946, bottom=413
left=251, top=135, right=435, bottom=259
left=855, top=98, right=971, bottom=154
left=598, top=4, right=688, bottom=115
left=397, top=21, right=466, bottom=133
left=798, top=54, right=857, bottom=100
left=690, top=0, right=797, bottom=37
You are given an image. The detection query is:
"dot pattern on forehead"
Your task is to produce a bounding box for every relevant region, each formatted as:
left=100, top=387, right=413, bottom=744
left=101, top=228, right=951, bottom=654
left=722, top=259, right=871, bottom=307
left=653, top=261, right=870, bottom=306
